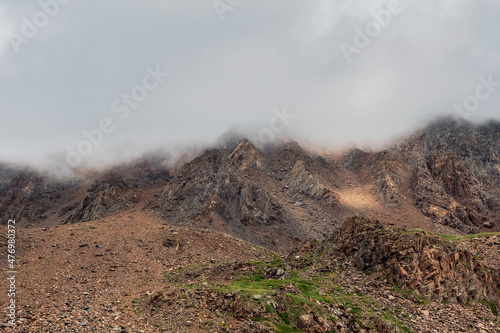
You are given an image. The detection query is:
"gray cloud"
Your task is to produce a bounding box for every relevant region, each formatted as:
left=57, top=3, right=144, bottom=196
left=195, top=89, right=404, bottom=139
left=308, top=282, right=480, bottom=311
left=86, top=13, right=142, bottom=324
left=0, top=0, right=499, bottom=166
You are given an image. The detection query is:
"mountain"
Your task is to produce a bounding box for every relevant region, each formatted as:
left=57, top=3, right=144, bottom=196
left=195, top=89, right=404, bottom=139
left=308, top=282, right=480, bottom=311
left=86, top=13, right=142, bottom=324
left=0, top=118, right=499, bottom=331
left=145, top=139, right=342, bottom=252
left=1, top=119, right=499, bottom=245
left=392, top=118, right=500, bottom=233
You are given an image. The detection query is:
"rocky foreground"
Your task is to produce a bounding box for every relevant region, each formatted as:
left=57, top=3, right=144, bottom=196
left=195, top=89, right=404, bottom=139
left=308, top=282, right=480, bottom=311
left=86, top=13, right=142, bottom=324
left=1, top=215, right=499, bottom=332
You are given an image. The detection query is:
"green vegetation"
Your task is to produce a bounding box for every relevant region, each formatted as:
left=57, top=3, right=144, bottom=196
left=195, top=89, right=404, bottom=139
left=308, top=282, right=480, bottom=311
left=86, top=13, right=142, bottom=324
left=274, top=322, right=301, bottom=332
left=198, top=261, right=412, bottom=332
left=438, top=232, right=500, bottom=242
left=401, top=228, right=500, bottom=243
left=479, top=300, right=499, bottom=316
left=381, top=310, right=411, bottom=332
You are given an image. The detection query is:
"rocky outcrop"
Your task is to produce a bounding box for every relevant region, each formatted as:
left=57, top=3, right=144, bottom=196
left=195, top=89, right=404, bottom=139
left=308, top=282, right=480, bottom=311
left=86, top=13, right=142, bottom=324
left=0, top=169, right=74, bottom=225
left=285, top=160, right=338, bottom=207
left=64, top=177, right=139, bottom=224
left=297, top=217, right=500, bottom=308
left=412, top=154, right=485, bottom=234
left=371, top=151, right=410, bottom=205
left=394, top=118, right=500, bottom=232
left=146, top=140, right=340, bottom=252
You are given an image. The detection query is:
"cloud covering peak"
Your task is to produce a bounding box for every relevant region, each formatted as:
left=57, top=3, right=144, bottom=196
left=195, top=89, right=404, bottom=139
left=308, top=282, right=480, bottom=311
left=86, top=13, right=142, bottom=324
left=0, top=0, right=499, bottom=166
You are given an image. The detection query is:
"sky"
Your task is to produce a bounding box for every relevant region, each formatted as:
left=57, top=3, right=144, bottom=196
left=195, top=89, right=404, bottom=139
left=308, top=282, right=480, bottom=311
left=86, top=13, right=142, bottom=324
left=0, top=0, right=499, bottom=168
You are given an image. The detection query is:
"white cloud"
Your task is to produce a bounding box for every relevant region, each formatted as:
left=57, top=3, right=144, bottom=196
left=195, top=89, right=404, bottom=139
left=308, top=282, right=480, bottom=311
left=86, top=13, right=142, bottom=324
left=0, top=5, right=11, bottom=59
left=310, top=0, right=338, bottom=37
left=0, top=1, right=499, bottom=165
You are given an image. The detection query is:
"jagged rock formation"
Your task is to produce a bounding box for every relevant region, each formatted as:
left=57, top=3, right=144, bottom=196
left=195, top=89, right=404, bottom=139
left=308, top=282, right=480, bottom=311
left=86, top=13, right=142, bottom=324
left=146, top=140, right=340, bottom=252
left=285, top=160, right=338, bottom=207
left=0, top=168, right=76, bottom=226
left=63, top=176, right=140, bottom=224
left=295, top=217, right=500, bottom=308
left=393, top=118, right=500, bottom=233
left=0, top=118, right=498, bottom=241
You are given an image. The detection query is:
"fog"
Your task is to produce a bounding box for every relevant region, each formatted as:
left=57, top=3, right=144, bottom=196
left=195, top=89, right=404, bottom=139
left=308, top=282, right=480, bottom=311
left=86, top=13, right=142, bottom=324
left=1, top=0, right=499, bottom=169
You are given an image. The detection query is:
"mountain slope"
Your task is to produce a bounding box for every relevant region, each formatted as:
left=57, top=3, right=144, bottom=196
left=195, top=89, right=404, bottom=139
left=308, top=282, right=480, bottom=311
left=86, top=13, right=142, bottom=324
left=146, top=140, right=341, bottom=252
left=0, top=118, right=498, bottom=246
left=392, top=118, right=500, bottom=233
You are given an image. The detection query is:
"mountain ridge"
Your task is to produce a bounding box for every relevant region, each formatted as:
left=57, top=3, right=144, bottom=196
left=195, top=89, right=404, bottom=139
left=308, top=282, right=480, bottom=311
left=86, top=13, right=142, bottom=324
left=0, top=118, right=498, bottom=250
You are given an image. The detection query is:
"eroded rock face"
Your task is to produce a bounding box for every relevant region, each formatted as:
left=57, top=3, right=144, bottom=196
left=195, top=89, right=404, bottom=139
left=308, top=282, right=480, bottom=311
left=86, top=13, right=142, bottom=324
left=297, top=217, right=500, bottom=308
left=394, top=118, right=500, bottom=233
left=2, top=118, right=499, bottom=245
left=0, top=170, right=73, bottom=225
left=146, top=140, right=341, bottom=252
left=411, top=154, right=487, bottom=234
left=285, top=160, right=338, bottom=207
left=64, top=177, right=139, bottom=224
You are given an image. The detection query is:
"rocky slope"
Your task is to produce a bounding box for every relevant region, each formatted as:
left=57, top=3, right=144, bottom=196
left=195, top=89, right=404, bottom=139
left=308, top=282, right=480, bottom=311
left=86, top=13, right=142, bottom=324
left=1, top=118, right=499, bottom=249
left=1, top=215, right=499, bottom=332
left=137, top=218, right=500, bottom=333
left=0, top=167, right=80, bottom=227
left=392, top=118, right=500, bottom=233
left=145, top=140, right=341, bottom=252
left=295, top=217, right=500, bottom=308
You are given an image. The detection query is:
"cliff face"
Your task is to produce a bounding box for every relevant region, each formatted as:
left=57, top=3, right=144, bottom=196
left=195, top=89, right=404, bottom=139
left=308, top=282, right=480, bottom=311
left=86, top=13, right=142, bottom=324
left=0, top=168, right=76, bottom=226
left=63, top=177, right=139, bottom=224
left=392, top=119, right=500, bottom=233
left=145, top=140, right=341, bottom=252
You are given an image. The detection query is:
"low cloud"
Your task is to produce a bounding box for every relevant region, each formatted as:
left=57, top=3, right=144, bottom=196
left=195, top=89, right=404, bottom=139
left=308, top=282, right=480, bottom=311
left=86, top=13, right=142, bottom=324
left=0, top=0, right=499, bottom=167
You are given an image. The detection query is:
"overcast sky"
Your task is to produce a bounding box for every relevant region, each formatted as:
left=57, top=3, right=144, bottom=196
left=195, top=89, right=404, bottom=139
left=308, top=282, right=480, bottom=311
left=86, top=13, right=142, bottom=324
left=0, top=0, right=499, bottom=167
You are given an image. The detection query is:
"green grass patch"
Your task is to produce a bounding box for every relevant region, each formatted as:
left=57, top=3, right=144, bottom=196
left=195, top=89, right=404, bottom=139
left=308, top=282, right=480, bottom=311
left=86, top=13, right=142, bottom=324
left=479, top=300, right=499, bottom=316
left=382, top=310, right=411, bottom=332
left=273, top=322, right=301, bottom=332
left=438, top=232, right=500, bottom=242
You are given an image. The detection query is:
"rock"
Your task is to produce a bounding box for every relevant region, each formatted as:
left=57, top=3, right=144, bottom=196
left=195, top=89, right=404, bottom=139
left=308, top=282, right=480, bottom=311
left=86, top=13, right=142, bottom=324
left=276, top=268, right=285, bottom=276
left=186, top=320, right=194, bottom=326
left=457, top=292, right=468, bottom=306
left=319, top=217, right=500, bottom=307
left=80, top=321, right=88, bottom=326
left=483, top=221, right=494, bottom=229
left=252, top=294, right=263, bottom=300
left=296, top=314, right=314, bottom=331
left=421, top=310, right=430, bottom=320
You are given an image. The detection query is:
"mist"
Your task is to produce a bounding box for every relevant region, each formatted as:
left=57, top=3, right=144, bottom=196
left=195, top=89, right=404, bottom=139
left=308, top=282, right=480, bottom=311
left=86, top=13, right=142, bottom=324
left=1, top=0, right=499, bottom=169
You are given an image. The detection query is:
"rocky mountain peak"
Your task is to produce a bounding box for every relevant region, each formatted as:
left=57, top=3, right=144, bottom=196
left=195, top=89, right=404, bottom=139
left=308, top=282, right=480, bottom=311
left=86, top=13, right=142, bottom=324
left=227, top=138, right=263, bottom=169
